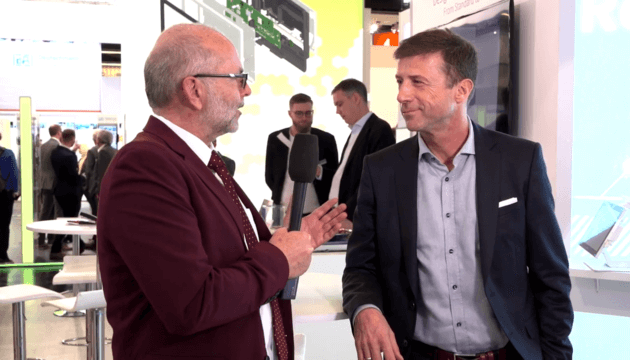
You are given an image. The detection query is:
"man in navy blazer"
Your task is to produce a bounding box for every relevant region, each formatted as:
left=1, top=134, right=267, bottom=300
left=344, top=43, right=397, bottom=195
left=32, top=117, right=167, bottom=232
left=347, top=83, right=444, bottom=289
left=98, top=24, right=347, bottom=360
left=329, top=79, right=395, bottom=228
left=342, top=29, right=573, bottom=360
left=50, top=129, right=84, bottom=257
left=266, top=93, right=338, bottom=213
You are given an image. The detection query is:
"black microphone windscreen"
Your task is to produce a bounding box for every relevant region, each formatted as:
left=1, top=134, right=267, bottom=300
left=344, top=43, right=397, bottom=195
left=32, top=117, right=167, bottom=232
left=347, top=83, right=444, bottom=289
left=289, top=133, right=318, bottom=183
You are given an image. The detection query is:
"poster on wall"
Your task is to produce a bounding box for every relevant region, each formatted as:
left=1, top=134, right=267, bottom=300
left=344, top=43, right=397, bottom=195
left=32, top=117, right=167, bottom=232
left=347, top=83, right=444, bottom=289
left=162, top=0, right=364, bottom=207
left=0, top=39, right=102, bottom=112
left=412, top=0, right=505, bottom=33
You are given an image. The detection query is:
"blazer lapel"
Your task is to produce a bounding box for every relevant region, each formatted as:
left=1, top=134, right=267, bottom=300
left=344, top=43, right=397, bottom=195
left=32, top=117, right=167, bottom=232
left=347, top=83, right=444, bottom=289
left=340, top=133, right=351, bottom=163
left=473, top=123, right=501, bottom=281
left=141, top=117, right=245, bottom=236
left=396, top=136, right=420, bottom=301
left=344, top=115, right=373, bottom=170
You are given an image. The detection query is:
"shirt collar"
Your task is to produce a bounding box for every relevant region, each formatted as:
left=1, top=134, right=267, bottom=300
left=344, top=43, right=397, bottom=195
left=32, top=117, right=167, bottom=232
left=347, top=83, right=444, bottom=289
left=97, top=144, right=106, bottom=152
left=153, top=114, right=214, bottom=165
left=418, top=116, right=476, bottom=159
left=350, top=111, right=372, bottom=133
left=51, top=137, right=60, bottom=144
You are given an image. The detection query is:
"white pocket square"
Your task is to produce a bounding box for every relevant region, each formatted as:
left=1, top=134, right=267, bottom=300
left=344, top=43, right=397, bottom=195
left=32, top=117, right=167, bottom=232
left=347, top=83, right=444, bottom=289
left=498, top=197, right=517, bottom=208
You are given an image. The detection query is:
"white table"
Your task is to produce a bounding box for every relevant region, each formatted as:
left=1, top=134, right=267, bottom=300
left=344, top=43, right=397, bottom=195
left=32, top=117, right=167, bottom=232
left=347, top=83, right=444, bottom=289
left=292, top=273, right=347, bottom=324
left=26, top=218, right=105, bottom=360
left=26, top=218, right=98, bottom=315
left=26, top=218, right=97, bottom=236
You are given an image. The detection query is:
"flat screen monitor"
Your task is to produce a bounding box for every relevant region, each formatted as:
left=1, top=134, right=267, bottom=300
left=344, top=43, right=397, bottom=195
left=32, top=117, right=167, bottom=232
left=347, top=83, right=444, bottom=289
left=579, top=202, right=627, bottom=258
left=438, top=0, right=514, bottom=135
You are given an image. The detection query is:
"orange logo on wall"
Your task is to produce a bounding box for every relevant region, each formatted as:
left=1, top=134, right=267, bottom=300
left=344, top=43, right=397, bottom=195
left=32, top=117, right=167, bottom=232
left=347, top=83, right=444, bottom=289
left=373, top=32, right=399, bottom=46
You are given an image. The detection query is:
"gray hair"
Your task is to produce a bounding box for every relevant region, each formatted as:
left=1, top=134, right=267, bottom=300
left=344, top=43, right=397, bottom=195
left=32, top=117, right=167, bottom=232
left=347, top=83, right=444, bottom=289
left=97, top=130, right=113, bottom=146
left=144, top=24, right=219, bottom=110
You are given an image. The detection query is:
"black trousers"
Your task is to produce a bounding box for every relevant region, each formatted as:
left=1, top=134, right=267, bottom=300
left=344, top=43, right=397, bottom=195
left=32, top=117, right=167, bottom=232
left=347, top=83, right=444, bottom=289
left=38, top=189, right=63, bottom=244
left=51, top=193, right=83, bottom=254
left=85, top=192, right=98, bottom=216
left=0, top=191, right=15, bottom=260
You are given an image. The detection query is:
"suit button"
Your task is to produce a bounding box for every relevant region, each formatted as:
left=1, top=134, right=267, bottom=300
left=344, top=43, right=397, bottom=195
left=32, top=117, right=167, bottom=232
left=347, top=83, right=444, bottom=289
left=403, top=339, right=409, bottom=348
left=410, top=302, right=416, bottom=310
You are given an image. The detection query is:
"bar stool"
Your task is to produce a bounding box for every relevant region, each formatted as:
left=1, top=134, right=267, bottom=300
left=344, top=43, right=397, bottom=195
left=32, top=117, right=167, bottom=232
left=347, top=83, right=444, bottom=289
left=52, top=255, right=98, bottom=317
left=0, top=284, right=64, bottom=360
left=42, top=289, right=108, bottom=360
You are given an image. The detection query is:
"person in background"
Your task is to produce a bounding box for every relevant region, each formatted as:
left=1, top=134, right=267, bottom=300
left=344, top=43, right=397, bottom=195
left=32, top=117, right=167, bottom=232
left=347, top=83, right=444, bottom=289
left=81, top=129, right=101, bottom=215
left=266, top=93, right=338, bottom=215
left=78, top=143, right=90, bottom=174
left=329, top=79, right=395, bottom=229
left=0, top=133, right=20, bottom=264
left=37, top=124, right=63, bottom=248
left=50, top=129, right=85, bottom=260
left=90, top=130, right=118, bottom=215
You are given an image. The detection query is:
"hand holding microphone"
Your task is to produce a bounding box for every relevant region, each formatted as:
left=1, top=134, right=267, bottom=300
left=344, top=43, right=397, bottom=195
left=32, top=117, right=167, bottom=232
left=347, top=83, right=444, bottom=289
left=269, top=134, right=347, bottom=299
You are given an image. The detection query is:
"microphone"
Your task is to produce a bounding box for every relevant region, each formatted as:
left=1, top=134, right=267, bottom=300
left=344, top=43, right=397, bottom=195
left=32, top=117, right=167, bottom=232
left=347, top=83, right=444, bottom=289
left=279, top=133, right=318, bottom=300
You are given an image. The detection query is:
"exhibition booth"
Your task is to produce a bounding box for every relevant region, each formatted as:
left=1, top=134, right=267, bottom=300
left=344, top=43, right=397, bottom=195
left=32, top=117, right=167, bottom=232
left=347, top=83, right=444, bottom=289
left=0, top=0, right=629, bottom=359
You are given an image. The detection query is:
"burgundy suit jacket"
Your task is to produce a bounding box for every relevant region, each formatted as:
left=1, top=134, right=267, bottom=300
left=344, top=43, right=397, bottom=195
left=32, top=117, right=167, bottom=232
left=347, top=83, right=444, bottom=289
left=97, top=117, right=294, bottom=360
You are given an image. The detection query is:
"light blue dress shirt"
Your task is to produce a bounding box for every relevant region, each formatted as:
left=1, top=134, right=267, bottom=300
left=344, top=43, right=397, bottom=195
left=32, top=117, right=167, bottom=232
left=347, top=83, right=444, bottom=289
left=414, top=119, right=508, bottom=354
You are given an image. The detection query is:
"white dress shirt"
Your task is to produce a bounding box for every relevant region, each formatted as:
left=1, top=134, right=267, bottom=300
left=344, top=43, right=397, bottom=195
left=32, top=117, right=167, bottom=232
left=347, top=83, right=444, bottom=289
left=329, top=111, right=373, bottom=200
left=154, top=114, right=276, bottom=360
left=279, top=132, right=320, bottom=214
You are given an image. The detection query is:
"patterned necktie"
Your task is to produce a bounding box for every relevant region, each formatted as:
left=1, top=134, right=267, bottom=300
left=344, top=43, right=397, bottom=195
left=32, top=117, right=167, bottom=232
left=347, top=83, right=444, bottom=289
left=208, top=151, right=289, bottom=360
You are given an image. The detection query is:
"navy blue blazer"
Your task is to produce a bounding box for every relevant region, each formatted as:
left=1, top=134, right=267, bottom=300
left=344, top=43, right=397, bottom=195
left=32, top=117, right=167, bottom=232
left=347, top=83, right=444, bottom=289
left=51, top=146, right=82, bottom=197
left=342, top=122, right=573, bottom=359
left=337, top=113, right=395, bottom=221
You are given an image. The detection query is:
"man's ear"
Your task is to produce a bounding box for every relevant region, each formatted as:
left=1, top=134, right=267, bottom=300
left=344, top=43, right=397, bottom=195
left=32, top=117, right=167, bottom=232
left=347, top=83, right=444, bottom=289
left=181, top=76, right=204, bottom=110
left=455, top=79, right=474, bottom=104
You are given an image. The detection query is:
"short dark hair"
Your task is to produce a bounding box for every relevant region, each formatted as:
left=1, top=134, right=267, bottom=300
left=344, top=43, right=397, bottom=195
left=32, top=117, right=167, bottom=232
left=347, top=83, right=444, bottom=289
left=289, top=93, right=313, bottom=108
left=49, top=124, right=62, bottom=137
left=331, top=79, right=368, bottom=103
left=61, top=129, right=75, bottom=144
left=394, top=28, right=478, bottom=87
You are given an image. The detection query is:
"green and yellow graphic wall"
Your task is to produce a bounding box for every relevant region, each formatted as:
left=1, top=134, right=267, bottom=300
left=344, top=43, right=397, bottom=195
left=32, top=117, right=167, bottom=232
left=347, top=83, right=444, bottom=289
left=217, top=0, right=364, bottom=207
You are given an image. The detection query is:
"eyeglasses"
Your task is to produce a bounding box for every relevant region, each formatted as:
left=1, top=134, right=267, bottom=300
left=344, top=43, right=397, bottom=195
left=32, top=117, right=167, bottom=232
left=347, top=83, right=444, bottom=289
left=292, top=110, right=314, bottom=117
left=193, top=73, right=248, bottom=89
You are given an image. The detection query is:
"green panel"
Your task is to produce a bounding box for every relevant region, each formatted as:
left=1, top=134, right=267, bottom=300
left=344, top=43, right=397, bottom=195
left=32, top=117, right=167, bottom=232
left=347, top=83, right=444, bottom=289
left=477, top=106, right=486, bottom=127
left=19, top=97, right=34, bottom=266
left=226, top=0, right=282, bottom=48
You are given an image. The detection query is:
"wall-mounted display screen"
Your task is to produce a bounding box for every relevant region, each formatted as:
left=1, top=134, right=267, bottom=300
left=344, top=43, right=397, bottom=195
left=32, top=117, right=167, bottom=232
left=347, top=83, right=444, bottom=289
left=0, top=39, right=102, bottom=111
left=437, top=0, right=514, bottom=134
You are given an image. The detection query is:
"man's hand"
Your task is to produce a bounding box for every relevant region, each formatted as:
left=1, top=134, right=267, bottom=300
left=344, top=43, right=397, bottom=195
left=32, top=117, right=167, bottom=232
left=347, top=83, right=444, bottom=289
left=301, top=198, right=347, bottom=248
left=269, top=228, right=314, bottom=279
left=354, top=308, right=403, bottom=360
